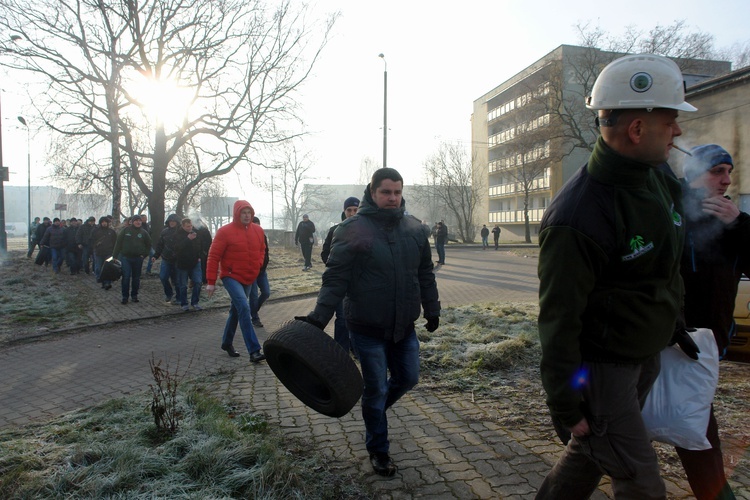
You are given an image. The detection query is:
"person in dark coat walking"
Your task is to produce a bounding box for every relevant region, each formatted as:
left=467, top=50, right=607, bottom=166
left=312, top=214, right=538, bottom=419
left=480, top=224, right=490, bottom=249
left=674, top=144, right=747, bottom=500
left=491, top=224, right=501, bottom=250
left=152, top=214, right=181, bottom=303
left=91, top=216, right=117, bottom=289
left=319, top=196, right=359, bottom=353
left=298, top=168, right=440, bottom=477
left=295, top=214, right=316, bottom=271
left=40, top=218, right=65, bottom=273
left=174, top=218, right=204, bottom=311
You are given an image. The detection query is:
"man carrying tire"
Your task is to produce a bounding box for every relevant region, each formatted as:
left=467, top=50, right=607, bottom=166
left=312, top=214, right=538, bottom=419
left=299, top=167, right=441, bottom=477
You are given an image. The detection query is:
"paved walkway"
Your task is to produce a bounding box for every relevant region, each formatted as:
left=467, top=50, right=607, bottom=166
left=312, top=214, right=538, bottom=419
left=1, top=247, right=747, bottom=499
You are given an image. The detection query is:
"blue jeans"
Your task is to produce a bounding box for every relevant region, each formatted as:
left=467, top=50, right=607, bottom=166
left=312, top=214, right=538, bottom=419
left=249, top=270, right=271, bottom=320
left=435, top=240, right=446, bottom=264
left=81, top=245, right=92, bottom=273
left=159, top=260, right=177, bottom=300
left=351, top=329, right=420, bottom=454
left=50, top=247, right=64, bottom=273
left=221, top=277, right=261, bottom=354
left=175, top=262, right=202, bottom=306
left=119, top=255, right=144, bottom=300
left=481, top=236, right=488, bottom=248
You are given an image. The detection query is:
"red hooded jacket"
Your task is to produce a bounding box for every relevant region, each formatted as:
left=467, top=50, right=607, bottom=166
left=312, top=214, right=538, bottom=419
left=205, top=200, right=266, bottom=286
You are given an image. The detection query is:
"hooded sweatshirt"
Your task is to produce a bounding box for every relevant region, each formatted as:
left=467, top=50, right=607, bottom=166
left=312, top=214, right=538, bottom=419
left=205, top=200, right=266, bottom=286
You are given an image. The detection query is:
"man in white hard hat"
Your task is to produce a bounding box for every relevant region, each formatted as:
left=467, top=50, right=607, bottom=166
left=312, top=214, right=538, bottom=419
left=536, top=54, right=696, bottom=499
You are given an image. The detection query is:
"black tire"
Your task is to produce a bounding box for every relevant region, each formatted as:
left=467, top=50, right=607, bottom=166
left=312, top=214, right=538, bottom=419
left=263, top=320, right=363, bottom=418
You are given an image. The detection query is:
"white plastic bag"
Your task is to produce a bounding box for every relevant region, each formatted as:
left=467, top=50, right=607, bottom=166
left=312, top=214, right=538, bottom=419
left=641, top=328, right=719, bottom=450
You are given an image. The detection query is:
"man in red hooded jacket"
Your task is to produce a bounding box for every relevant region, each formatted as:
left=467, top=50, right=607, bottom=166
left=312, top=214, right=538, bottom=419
left=206, top=200, right=267, bottom=362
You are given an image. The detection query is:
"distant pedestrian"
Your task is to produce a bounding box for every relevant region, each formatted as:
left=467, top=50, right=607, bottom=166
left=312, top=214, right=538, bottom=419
left=320, top=196, right=359, bottom=354
left=63, top=218, right=81, bottom=274
left=480, top=224, right=490, bottom=249
left=140, top=214, right=156, bottom=275
left=174, top=218, right=203, bottom=312
left=193, top=217, right=213, bottom=285
left=206, top=200, right=266, bottom=363
left=113, top=215, right=151, bottom=305
left=435, top=221, right=447, bottom=265
left=91, top=216, right=117, bottom=290
left=40, top=218, right=65, bottom=273
left=34, top=217, right=51, bottom=263
left=76, top=216, right=96, bottom=274
left=27, top=217, right=40, bottom=259
left=295, top=214, right=316, bottom=271
left=249, top=217, right=270, bottom=328
left=491, top=224, right=501, bottom=250
left=152, top=214, right=181, bottom=304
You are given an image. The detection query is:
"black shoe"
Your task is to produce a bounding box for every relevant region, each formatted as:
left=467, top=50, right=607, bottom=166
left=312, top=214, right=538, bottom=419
left=369, top=452, right=397, bottom=477
left=221, top=344, right=240, bottom=357
left=121, top=298, right=128, bottom=305
left=131, top=297, right=139, bottom=303
left=104, top=284, right=112, bottom=290
left=252, top=319, right=264, bottom=328
left=249, top=350, right=266, bottom=363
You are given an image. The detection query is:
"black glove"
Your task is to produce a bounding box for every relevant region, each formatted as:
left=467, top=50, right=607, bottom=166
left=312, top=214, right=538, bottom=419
left=669, top=327, right=700, bottom=360
left=425, top=316, right=439, bottom=332
left=294, top=315, right=325, bottom=330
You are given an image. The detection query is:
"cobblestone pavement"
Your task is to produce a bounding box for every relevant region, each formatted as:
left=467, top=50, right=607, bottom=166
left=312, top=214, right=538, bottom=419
left=1, top=246, right=748, bottom=499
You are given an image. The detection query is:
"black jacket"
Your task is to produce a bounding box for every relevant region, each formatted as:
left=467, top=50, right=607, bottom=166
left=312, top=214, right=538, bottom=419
left=681, top=182, right=750, bottom=356
left=295, top=219, right=316, bottom=245
left=154, top=214, right=181, bottom=262
left=40, top=224, right=65, bottom=249
left=91, top=225, right=117, bottom=257
left=309, top=186, right=440, bottom=342
left=174, top=228, right=202, bottom=270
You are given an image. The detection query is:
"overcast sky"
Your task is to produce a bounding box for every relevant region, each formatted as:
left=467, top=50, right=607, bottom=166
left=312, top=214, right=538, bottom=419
left=3, top=0, right=749, bottom=222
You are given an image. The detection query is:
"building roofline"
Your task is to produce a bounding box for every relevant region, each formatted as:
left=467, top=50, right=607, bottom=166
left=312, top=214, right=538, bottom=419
left=686, top=65, right=750, bottom=97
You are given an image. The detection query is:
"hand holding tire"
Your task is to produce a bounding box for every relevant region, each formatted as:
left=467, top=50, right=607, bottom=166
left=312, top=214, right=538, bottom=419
left=294, top=315, right=325, bottom=330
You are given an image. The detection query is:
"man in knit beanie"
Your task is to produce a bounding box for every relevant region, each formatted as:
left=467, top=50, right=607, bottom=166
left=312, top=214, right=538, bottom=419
left=320, top=196, right=360, bottom=353
left=677, top=143, right=745, bottom=499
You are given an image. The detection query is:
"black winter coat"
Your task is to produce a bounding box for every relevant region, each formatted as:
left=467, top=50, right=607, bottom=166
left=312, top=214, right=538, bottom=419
left=174, top=228, right=202, bottom=270
left=309, top=186, right=440, bottom=342
left=681, top=183, right=750, bottom=356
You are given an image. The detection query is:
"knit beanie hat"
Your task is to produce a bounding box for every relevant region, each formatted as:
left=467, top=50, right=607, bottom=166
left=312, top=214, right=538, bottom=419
left=683, top=144, right=733, bottom=181
left=343, top=196, right=360, bottom=210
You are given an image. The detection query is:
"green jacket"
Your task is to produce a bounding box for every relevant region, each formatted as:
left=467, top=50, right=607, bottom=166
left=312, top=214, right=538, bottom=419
left=113, top=226, right=152, bottom=259
left=537, top=137, right=684, bottom=427
left=309, top=186, right=440, bottom=343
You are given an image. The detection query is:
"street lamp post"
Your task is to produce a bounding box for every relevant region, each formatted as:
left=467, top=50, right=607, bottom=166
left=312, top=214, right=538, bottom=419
left=378, top=53, right=387, bottom=168
left=18, top=116, right=30, bottom=245
left=0, top=92, right=7, bottom=254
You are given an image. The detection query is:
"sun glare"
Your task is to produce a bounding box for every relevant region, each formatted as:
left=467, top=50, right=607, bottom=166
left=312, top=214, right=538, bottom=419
left=129, top=75, right=193, bottom=129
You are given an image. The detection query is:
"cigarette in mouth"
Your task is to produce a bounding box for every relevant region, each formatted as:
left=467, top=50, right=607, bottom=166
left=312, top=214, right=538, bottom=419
left=672, top=144, right=692, bottom=156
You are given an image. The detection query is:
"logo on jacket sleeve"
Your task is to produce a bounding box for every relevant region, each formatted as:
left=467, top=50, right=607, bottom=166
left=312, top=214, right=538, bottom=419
left=621, top=234, right=654, bottom=262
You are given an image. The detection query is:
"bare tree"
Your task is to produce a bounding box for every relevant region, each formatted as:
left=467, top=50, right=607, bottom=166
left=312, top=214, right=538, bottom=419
left=271, top=143, right=316, bottom=231
left=421, top=142, right=482, bottom=243
left=500, top=107, right=554, bottom=243
left=0, top=0, right=337, bottom=240
left=358, top=156, right=381, bottom=185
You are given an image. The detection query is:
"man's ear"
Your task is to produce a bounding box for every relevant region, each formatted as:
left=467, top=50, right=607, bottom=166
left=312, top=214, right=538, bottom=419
left=627, top=117, right=645, bottom=145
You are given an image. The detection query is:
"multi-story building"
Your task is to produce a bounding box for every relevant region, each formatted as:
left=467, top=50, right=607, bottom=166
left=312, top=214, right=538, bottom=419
left=472, top=45, right=731, bottom=242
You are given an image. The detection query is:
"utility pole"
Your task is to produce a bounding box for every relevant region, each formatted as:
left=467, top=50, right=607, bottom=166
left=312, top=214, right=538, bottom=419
left=378, top=53, right=387, bottom=168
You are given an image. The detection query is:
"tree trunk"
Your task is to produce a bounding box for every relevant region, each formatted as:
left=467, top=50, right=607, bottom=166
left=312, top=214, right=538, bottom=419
left=149, top=124, right=168, bottom=242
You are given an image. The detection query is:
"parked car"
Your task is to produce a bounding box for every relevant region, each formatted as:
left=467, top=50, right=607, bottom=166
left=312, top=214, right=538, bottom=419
left=5, top=224, right=22, bottom=238
left=729, top=275, right=750, bottom=362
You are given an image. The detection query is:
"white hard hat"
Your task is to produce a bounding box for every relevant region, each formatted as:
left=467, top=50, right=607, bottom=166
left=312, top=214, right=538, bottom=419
left=586, top=54, right=697, bottom=112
